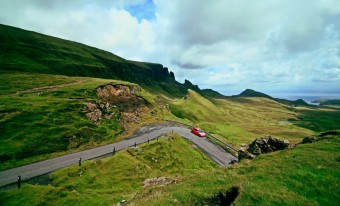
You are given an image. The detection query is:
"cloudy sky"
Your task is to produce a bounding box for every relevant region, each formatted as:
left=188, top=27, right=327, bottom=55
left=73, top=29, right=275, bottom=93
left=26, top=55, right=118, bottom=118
left=1, top=0, right=339, bottom=96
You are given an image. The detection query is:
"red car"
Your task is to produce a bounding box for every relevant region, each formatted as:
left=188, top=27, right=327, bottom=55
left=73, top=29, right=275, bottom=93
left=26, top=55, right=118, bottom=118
left=191, top=127, right=206, bottom=137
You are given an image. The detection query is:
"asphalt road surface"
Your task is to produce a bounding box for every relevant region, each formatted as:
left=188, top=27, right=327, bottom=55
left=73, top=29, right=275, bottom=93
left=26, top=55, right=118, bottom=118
left=0, top=124, right=237, bottom=187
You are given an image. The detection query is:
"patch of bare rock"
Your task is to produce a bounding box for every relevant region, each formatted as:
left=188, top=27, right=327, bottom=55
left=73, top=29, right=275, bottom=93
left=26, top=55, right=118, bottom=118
left=238, top=136, right=290, bottom=160
left=82, top=84, right=149, bottom=127
left=143, top=177, right=177, bottom=188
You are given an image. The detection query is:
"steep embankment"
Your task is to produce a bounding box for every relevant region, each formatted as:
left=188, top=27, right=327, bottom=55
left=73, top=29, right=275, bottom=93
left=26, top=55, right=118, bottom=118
left=0, top=72, right=167, bottom=171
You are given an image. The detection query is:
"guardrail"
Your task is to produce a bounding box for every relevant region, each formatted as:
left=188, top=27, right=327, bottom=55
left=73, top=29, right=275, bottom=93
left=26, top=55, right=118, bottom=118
left=167, top=120, right=239, bottom=153
left=205, top=132, right=238, bottom=153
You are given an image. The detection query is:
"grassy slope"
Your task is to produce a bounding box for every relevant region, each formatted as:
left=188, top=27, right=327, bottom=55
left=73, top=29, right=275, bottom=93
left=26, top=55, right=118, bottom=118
left=0, top=134, right=338, bottom=205
left=0, top=72, right=165, bottom=171
left=0, top=134, right=217, bottom=205
left=130, top=135, right=340, bottom=205
left=169, top=90, right=316, bottom=146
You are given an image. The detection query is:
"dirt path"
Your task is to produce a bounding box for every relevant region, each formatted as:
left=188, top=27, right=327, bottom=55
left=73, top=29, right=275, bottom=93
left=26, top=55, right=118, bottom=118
left=0, top=124, right=237, bottom=187
left=15, top=80, right=86, bottom=95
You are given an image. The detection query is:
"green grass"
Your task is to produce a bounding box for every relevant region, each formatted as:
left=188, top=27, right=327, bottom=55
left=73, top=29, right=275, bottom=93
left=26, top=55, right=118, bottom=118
left=1, top=134, right=338, bottom=205
left=0, top=72, right=164, bottom=171
left=169, top=90, right=316, bottom=146
left=129, top=135, right=340, bottom=205
left=0, top=134, right=217, bottom=205
left=289, top=106, right=340, bottom=132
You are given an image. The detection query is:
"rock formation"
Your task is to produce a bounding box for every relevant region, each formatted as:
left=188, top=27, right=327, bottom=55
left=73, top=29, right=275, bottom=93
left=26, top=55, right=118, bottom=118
left=247, top=136, right=290, bottom=155
left=83, top=84, right=149, bottom=125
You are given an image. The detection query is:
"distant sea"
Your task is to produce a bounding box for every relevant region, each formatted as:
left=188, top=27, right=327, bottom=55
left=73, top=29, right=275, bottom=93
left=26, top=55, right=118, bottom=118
left=272, top=93, right=340, bottom=105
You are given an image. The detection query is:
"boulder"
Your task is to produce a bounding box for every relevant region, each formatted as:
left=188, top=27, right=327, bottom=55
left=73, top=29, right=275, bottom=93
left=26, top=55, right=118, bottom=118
left=247, top=136, right=289, bottom=155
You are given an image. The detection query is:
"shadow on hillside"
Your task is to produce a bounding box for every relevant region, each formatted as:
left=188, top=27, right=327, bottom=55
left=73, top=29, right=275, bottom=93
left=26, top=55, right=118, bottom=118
left=203, top=186, right=240, bottom=206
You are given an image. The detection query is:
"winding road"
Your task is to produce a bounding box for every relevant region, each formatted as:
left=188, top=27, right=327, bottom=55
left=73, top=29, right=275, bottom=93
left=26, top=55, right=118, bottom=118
left=0, top=124, right=237, bottom=187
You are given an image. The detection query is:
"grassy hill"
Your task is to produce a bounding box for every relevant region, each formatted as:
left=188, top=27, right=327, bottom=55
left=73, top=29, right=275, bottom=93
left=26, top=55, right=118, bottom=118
left=0, top=72, right=169, bottom=171
left=233, top=89, right=309, bottom=106
left=234, top=89, right=272, bottom=98
left=0, top=24, right=205, bottom=98
left=170, top=89, right=317, bottom=145
left=0, top=133, right=338, bottom=205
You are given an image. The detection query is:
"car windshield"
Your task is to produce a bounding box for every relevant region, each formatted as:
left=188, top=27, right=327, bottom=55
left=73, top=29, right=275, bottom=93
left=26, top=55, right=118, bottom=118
left=198, top=130, right=204, bottom=133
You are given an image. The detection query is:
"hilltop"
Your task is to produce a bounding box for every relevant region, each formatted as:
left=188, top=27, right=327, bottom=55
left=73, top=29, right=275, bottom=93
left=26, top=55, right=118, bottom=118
left=234, top=89, right=272, bottom=98
left=234, top=89, right=309, bottom=106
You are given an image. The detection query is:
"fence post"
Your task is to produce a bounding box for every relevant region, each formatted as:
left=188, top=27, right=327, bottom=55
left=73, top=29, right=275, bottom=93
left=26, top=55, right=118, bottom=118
left=17, top=175, right=21, bottom=189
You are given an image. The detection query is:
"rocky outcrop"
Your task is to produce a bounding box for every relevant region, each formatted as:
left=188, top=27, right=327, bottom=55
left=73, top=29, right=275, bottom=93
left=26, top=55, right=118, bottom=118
left=97, top=84, right=140, bottom=103
left=143, top=177, right=176, bottom=188
left=247, top=136, right=290, bottom=155
left=238, top=150, right=256, bottom=160
left=83, top=84, right=148, bottom=123
left=183, top=79, right=200, bottom=92
left=238, top=143, right=256, bottom=160
left=150, top=64, right=170, bottom=81
left=96, top=84, right=147, bottom=112
left=169, top=71, right=175, bottom=80
left=83, top=102, right=114, bottom=123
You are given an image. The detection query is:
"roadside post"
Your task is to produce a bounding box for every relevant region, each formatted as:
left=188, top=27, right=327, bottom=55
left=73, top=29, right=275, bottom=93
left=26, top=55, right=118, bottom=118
left=17, top=175, right=21, bottom=189
left=112, top=147, right=116, bottom=155
left=79, top=157, right=82, bottom=167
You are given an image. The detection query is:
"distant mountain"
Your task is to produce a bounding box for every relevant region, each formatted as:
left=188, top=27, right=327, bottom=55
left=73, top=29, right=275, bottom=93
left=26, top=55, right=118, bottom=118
left=234, top=89, right=272, bottom=98
left=233, top=89, right=309, bottom=106
left=0, top=24, right=219, bottom=98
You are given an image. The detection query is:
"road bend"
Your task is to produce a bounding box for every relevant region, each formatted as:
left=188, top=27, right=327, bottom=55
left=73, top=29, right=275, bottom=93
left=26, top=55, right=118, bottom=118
left=0, top=125, right=237, bottom=187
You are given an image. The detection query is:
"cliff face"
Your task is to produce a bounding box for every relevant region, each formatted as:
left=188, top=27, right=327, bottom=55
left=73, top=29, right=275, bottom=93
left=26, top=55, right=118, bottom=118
left=149, top=64, right=170, bottom=81
left=184, top=79, right=200, bottom=92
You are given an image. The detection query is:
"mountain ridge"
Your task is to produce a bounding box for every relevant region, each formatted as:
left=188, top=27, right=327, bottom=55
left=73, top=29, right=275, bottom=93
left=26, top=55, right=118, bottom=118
left=0, top=24, right=221, bottom=99
left=233, top=88, right=309, bottom=106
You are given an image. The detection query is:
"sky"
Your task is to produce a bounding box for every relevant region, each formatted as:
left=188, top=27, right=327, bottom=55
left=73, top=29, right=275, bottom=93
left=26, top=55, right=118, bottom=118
left=0, top=0, right=340, bottom=96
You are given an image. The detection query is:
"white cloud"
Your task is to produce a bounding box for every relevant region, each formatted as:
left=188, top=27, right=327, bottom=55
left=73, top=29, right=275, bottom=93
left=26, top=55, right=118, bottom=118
left=0, top=0, right=339, bottom=94
left=0, top=0, right=156, bottom=61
